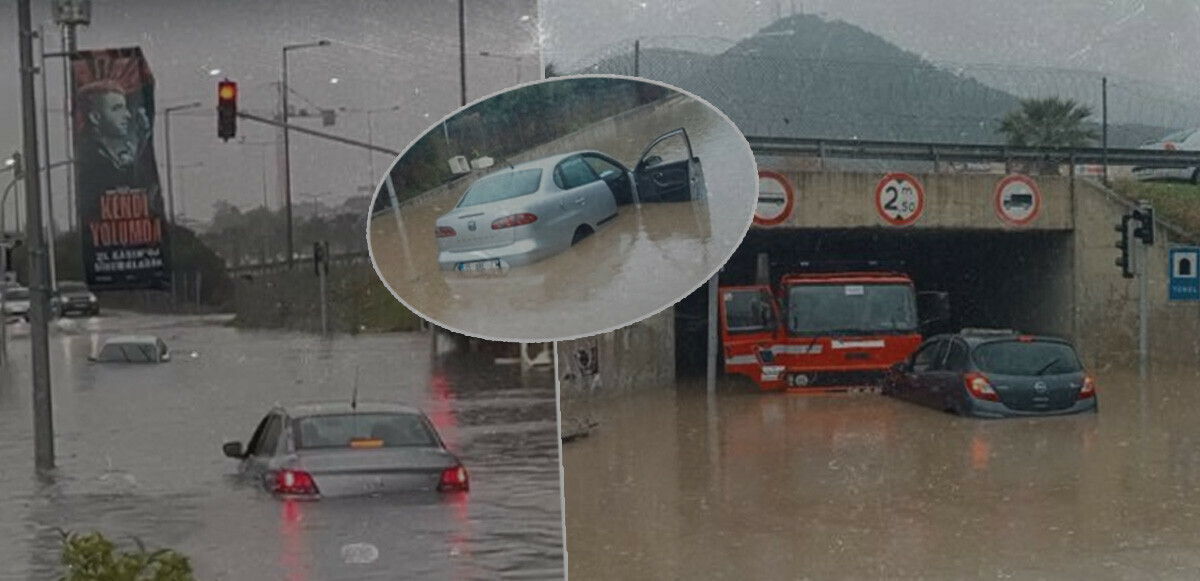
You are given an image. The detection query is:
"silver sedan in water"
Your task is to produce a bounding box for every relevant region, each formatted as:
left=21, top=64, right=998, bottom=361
left=435, top=127, right=706, bottom=272
left=222, top=401, right=469, bottom=499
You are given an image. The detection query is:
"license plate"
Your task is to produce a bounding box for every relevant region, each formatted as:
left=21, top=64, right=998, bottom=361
left=457, top=259, right=502, bottom=272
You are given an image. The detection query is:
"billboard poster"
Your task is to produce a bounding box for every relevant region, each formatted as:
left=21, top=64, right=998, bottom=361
left=71, top=46, right=171, bottom=290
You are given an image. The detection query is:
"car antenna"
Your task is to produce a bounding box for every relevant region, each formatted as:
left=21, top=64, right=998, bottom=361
left=498, top=156, right=515, bottom=170
left=352, top=367, right=359, bottom=412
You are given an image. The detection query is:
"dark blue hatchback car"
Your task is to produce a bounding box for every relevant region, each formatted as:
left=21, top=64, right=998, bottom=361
left=882, top=329, right=1098, bottom=418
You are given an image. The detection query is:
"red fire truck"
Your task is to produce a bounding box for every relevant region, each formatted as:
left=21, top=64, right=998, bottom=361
left=718, top=263, right=949, bottom=391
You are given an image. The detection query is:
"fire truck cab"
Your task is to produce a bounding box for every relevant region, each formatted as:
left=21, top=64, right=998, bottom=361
left=718, top=265, right=950, bottom=391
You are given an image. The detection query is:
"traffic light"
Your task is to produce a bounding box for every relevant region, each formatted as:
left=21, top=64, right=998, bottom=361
left=217, top=80, right=238, bottom=141
left=1132, top=205, right=1155, bottom=246
left=1115, top=214, right=1133, bottom=279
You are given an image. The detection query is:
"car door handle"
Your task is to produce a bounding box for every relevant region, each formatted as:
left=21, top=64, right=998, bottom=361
left=574, top=197, right=586, bottom=205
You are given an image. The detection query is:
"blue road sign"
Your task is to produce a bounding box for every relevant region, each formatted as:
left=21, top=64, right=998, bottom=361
left=1169, top=247, right=1200, bottom=301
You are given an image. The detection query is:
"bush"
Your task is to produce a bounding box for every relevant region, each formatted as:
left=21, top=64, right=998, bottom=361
left=57, top=530, right=198, bottom=581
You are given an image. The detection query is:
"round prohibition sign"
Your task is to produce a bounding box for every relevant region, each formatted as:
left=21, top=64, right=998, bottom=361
left=994, top=174, right=1042, bottom=226
left=754, top=170, right=795, bottom=226
left=874, top=173, right=925, bottom=227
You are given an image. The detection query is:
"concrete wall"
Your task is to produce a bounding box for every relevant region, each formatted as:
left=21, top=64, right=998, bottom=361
left=1072, top=179, right=1200, bottom=369
left=558, top=307, right=675, bottom=431
left=769, top=170, right=1073, bottom=230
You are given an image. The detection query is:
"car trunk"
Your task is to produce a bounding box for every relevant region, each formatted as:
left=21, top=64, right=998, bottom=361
left=989, top=372, right=1084, bottom=412
left=295, top=447, right=458, bottom=498
left=438, top=203, right=518, bottom=253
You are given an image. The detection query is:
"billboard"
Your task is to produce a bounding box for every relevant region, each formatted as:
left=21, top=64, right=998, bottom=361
left=71, top=46, right=170, bottom=290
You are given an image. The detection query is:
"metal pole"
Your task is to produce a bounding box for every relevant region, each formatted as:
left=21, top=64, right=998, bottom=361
left=61, top=25, right=75, bottom=233
left=18, top=0, right=56, bottom=471
left=706, top=271, right=719, bottom=396
left=1137, top=205, right=1149, bottom=379
left=282, top=47, right=293, bottom=270
left=319, top=242, right=328, bottom=336
left=164, top=109, right=175, bottom=301
left=634, top=39, right=640, bottom=77
left=38, top=25, right=57, bottom=295
left=1102, top=77, right=1109, bottom=185
left=367, top=110, right=374, bottom=180
left=1, top=175, right=18, bottom=366
left=459, top=0, right=466, bottom=106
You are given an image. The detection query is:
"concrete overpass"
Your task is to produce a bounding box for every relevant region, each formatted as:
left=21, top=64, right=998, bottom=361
left=560, top=144, right=1200, bottom=410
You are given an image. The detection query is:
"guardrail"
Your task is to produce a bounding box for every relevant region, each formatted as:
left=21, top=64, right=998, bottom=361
left=745, top=136, right=1200, bottom=167
left=226, top=250, right=371, bottom=277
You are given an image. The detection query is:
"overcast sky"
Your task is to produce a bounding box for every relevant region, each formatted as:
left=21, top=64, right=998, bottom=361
left=0, top=0, right=538, bottom=225
left=543, top=0, right=1199, bottom=96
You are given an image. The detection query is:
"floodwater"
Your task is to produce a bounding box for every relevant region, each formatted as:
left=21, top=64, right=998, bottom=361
left=563, top=366, right=1200, bottom=580
left=369, top=95, right=757, bottom=342
left=0, top=313, right=563, bottom=580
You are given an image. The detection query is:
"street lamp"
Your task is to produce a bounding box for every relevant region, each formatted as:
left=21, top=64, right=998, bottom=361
left=478, top=51, right=523, bottom=84
left=282, top=39, right=330, bottom=270
left=339, top=105, right=402, bottom=182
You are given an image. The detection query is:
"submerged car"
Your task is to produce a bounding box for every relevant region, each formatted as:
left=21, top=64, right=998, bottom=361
left=3, top=286, right=31, bottom=321
left=222, top=401, right=469, bottom=499
left=89, top=335, right=171, bottom=363
left=435, top=127, right=706, bottom=272
left=55, top=281, right=100, bottom=316
left=883, top=329, right=1097, bottom=418
left=1132, top=128, right=1200, bottom=183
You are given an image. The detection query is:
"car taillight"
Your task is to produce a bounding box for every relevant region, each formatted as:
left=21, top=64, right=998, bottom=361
left=273, top=469, right=319, bottom=496
left=1079, top=375, right=1096, bottom=400
left=964, top=372, right=999, bottom=401
left=491, top=213, right=537, bottom=230
left=438, top=465, right=469, bottom=492
left=435, top=226, right=456, bottom=238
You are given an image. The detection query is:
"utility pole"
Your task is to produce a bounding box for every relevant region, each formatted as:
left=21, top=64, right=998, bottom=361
left=1102, top=77, right=1109, bottom=185
left=37, top=25, right=58, bottom=295
left=634, top=39, right=640, bottom=77
left=162, top=101, right=200, bottom=304
left=459, top=0, right=467, bottom=106
left=53, top=0, right=90, bottom=234
left=18, top=0, right=57, bottom=471
left=706, top=271, right=718, bottom=396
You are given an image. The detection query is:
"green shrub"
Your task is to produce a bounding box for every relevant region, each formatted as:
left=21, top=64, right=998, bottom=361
left=57, top=530, right=198, bottom=581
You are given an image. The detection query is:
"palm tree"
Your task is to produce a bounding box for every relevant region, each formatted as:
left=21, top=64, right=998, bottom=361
left=999, top=97, right=1099, bottom=148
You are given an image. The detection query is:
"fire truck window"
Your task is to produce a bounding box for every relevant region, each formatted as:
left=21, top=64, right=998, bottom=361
left=724, top=290, right=776, bottom=333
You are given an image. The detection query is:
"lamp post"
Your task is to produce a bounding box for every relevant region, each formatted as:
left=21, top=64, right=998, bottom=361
left=478, top=51, right=523, bottom=84
left=282, top=39, right=330, bottom=270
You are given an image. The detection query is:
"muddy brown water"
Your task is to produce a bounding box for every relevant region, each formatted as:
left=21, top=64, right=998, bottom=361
left=563, top=366, right=1200, bottom=580
left=369, top=96, right=756, bottom=341
left=0, top=313, right=563, bottom=580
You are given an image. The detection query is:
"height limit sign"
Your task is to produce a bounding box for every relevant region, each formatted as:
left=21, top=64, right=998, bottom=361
left=874, top=173, right=925, bottom=227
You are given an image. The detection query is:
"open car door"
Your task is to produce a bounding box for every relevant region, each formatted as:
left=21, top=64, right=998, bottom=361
left=633, top=128, right=707, bottom=203
left=719, top=285, right=784, bottom=389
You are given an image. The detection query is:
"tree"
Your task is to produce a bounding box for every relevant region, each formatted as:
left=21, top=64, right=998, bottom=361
left=999, top=97, right=1098, bottom=148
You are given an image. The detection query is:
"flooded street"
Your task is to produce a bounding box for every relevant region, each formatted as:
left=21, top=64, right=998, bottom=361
left=370, top=94, right=756, bottom=341
left=0, top=313, right=563, bottom=580
left=563, top=367, right=1200, bottom=580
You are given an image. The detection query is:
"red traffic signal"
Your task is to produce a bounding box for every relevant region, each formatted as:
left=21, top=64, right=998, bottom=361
left=217, top=80, right=238, bottom=141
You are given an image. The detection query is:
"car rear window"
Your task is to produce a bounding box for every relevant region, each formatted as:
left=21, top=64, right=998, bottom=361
left=457, top=169, right=542, bottom=208
left=97, top=343, right=158, bottom=363
left=293, top=413, right=438, bottom=450
left=972, top=340, right=1083, bottom=376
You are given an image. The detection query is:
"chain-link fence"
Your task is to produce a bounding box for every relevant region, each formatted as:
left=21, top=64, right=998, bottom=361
left=568, top=34, right=1200, bottom=147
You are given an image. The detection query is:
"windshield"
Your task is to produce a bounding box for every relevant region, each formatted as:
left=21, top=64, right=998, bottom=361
left=456, top=169, right=543, bottom=208
left=972, top=340, right=1083, bottom=376
left=97, top=343, right=158, bottom=363
left=59, top=283, right=89, bottom=292
left=293, top=413, right=438, bottom=450
left=787, top=283, right=917, bottom=335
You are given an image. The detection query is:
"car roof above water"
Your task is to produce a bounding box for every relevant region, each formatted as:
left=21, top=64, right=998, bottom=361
left=949, top=328, right=1075, bottom=347
left=281, top=400, right=424, bottom=418
left=103, top=335, right=162, bottom=345
left=482, top=150, right=609, bottom=176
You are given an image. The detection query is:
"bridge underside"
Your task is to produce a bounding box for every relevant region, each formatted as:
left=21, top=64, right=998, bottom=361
left=676, top=227, right=1075, bottom=376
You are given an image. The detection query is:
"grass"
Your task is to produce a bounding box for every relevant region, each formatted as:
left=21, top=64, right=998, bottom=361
left=333, top=267, right=425, bottom=334
left=1111, top=178, right=1200, bottom=238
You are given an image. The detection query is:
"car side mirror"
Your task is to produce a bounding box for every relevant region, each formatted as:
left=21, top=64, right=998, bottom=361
left=222, top=441, right=245, bottom=459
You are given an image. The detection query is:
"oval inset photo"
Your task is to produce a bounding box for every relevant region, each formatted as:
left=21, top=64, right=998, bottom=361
left=367, top=75, right=758, bottom=342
